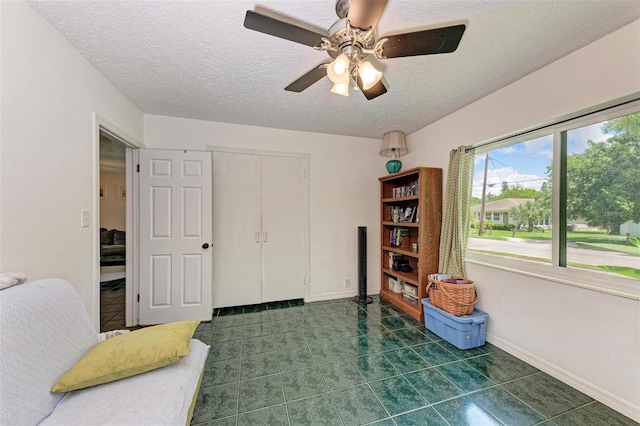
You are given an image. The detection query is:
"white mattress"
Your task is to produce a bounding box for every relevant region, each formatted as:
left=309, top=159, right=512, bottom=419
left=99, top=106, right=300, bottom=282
left=39, top=339, right=209, bottom=426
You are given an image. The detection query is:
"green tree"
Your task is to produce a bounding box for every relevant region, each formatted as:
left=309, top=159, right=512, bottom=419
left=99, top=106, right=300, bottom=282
left=509, top=200, right=547, bottom=231
left=566, top=113, right=640, bottom=234
left=493, top=184, right=540, bottom=201
left=470, top=196, right=483, bottom=206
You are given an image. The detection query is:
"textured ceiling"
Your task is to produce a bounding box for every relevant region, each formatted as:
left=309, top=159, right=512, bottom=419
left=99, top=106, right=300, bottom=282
left=30, top=0, right=640, bottom=139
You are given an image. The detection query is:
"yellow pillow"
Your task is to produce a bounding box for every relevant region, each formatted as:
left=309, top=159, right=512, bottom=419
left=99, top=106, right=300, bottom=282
left=52, top=320, right=199, bottom=392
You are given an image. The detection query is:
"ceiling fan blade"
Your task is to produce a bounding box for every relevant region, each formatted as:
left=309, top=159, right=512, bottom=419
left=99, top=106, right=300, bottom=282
left=356, top=76, right=388, bottom=100
left=244, top=10, right=327, bottom=47
left=381, top=24, right=466, bottom=59
left=347, top=0, right=388, bottom=30
left=285, top=64, right=329, bottom=92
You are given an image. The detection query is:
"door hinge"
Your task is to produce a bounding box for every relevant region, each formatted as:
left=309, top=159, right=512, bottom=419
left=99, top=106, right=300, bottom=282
left=136, top=164, right=140, bottom=173
left=303, top=276, right=306, bottom=286
left=137, top=294, right=140, bottom=302
left=303, top=169, right=307, bottom=178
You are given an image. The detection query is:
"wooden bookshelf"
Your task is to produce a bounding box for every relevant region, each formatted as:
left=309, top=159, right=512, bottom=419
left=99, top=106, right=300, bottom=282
left=379, top=167, right=442, bottom=321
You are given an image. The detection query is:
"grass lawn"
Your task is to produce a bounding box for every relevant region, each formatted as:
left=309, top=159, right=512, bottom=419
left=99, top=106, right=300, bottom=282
left=469, top=249, right=640, bottom=279
left=575, top=242, right=640, bottom=256
left=599, top=266, right=640, bottom=280
left=469, top=229, right=639, bottom=255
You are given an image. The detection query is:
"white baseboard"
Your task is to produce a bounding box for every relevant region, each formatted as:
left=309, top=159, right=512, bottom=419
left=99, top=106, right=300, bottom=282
left=307, top=290, right=356, bottom=302
left=486, top=332, right=640, bottom=423
left=307, top=288, right=380, bottom=303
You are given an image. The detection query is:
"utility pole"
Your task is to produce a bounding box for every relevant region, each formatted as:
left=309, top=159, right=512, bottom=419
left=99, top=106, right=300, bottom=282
left=478, top=153, right=489, bottom=236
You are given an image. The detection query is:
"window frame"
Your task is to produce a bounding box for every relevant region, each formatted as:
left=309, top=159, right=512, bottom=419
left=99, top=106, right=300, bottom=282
left=466, top=97, right=640, bottom=300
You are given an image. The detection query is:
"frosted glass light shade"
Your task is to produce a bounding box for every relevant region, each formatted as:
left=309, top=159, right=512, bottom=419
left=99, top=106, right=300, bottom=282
left=379, top=131, right=408, bottom=156
left=330, top=82, right=350, bottom=96
left=327, top=54, right=350, bottom=83
left=359, top=61, right=382, bottom=90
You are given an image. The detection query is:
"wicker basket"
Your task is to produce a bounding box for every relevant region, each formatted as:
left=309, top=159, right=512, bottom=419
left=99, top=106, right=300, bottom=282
left=426, top=276, right=477, bottom=316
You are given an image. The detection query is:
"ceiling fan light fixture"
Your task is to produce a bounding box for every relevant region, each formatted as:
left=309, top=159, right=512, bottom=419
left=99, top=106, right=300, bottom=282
left=244, top=1, right=466, bottom=101
left=330, top=81, right=350, bottom=96
left=327, top=53, right=351, bottom=83
left=358, top=60, right=382, bottom=90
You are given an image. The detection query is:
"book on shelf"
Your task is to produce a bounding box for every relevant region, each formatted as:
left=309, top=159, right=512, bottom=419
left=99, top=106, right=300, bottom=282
left=386, top=205, right=419, bottom=223
left=389, top=227, right=409, bottom=247
left=390, top=180, right=419, bottom=198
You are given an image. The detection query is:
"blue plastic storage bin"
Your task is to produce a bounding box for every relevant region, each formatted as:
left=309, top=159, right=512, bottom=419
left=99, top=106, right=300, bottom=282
left=422, top=298, right=488, bottom=350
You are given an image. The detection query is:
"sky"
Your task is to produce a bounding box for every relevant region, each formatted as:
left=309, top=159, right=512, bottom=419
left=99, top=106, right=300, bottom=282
left=471, top=121, right=610, bottom=198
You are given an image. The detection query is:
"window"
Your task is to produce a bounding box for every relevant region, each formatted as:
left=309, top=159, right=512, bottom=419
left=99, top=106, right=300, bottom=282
left=470, top=133, right=553, bottom=263
left=467, top=99, right=639, bottom=296
left=562, top=112, right=640, bottom=275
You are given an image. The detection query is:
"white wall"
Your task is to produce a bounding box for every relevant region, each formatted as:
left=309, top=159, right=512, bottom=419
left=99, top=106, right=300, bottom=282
left=144, top=115, right=385, bottom=300
left=407, top=20, right=640, bottom=420
left=0, top=2, right=143, bottom=318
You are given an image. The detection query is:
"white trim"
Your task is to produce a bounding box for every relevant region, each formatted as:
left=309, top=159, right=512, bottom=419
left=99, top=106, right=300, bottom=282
left=552, top=127, right=561, bottom=266
left=466, top=253, right=640, bottom=300
left=93, top=113, right=143, bottom=330
left=206, top=145, right=307, bottom=158
left=474, top=127, right=553, bottom=154
left=124, top=148, right=137, bottom=326
left=555, top=100, right=640, bottom=134
left=206, top=145, right=312, bottom=304
left=307, top=290, right=365, bottom=303
left=131, top=149, right=141, bottom=325
left=486, top=333, right=640, bottom=422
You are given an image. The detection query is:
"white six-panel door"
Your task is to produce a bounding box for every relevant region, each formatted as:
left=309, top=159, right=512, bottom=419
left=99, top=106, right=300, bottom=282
left=139, top=149, right=213, bottom=324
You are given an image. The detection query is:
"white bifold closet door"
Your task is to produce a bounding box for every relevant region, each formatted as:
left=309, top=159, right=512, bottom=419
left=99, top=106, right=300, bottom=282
left=212, top=152, right=305, bottom=308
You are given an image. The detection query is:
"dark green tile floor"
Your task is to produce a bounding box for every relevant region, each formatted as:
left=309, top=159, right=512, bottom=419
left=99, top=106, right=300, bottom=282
left=191, top=296, right=637, bottom=426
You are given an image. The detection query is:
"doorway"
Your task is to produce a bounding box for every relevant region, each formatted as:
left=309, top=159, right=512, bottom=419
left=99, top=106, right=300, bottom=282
left=99, top=132, right=128, bottom=332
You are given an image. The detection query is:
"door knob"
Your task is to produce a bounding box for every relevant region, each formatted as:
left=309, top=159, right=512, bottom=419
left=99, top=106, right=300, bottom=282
left=202, top=243, right=210, bottom=249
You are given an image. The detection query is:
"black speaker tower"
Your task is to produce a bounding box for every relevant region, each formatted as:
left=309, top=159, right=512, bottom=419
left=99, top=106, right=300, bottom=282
left=351, top=226, right=373, bottom=305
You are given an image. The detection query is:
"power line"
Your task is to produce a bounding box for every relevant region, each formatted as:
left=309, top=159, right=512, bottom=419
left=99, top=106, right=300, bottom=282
left=474, top=152, right=550, bottom=189
left=488, top=157, right=505, bottom=183
left=490, top=156, right=547, bottom=181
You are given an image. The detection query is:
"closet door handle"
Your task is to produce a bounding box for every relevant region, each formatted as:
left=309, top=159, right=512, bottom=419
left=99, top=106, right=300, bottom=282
left=263, top=231, right=267, bottom=242
left=255, top=231, right=260, bottom=243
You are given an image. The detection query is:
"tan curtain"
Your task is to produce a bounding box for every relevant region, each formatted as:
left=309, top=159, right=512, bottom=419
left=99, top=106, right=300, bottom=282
left=438, top=146, right=475, bottom=276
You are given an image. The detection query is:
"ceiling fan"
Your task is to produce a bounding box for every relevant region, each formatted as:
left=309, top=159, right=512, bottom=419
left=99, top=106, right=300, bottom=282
left=243, top=0, right=466, bottom=100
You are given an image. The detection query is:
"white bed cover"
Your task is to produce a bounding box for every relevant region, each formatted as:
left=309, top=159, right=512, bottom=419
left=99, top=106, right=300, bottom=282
left=39, top=339, right=209, bottom=426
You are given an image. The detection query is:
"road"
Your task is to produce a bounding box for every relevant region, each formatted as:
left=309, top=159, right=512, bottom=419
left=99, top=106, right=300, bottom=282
left=467, top=237, right=639, bottom=268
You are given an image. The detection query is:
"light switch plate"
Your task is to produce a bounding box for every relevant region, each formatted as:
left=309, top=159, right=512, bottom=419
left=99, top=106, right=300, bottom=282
left=81, top=210, right=90, bottom=227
